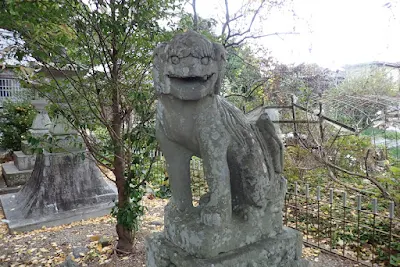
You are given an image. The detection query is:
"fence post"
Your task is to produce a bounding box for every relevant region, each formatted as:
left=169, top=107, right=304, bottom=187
left=319, top=101, right=324, bottom=143
left=396, top=121, right=399, bottom=160
left=388, top=201, right=394, bottom=267
left=291, top=95, right=298, bottom=137
left=305, top=184, right=309, bottom=242
left=356, top=195, right=362, bottom=263
left=294, top=182, right=298, bottom=229
left=372, top=198, right=378, bottom=263
left=342, top=191, right=347, bottom=256
left=284, top=178, right=288, bottom=226
left=329, top=188, right=334, bottom=252
left=316, top=186, right=321, bottom=247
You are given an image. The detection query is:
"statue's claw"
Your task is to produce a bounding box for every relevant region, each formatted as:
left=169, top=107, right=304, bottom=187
left=200, top=204, right=231, bottom=227
left=200, top=206, right=222, bottom=226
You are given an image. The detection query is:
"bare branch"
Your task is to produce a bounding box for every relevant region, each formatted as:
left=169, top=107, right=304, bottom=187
left=225, top=32, right=299, bottom=48
left=221, top=0, right=231, bottom=37
left=326, top=167, right=374, bottom=196
left=192, top=0, right=198, bottom=31
left=223, top=0, right=266, bottom=46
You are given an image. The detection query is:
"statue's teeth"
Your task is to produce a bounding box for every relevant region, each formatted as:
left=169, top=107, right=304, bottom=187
left=203, top=75, right=208, bottom=80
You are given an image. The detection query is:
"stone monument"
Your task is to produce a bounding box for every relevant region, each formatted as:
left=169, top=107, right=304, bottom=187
left=0, top=108, right=117, bottom=233
left=146, top=31, right=309, bottom=267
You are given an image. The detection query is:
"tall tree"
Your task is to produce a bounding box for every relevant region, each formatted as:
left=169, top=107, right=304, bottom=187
left=0, top=0, right=180, bottom=252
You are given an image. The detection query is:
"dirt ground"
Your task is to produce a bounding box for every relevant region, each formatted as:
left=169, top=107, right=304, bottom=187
left=0, top=197, right=358, bottom=267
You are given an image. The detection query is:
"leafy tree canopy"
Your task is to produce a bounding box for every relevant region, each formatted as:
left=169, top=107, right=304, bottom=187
left=0, top=0, right=182, bottom=252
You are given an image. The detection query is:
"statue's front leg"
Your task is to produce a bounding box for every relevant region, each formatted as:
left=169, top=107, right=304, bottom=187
left=157, top=131, right=193, bottom=212
left=199, top=126, right=232, bottom=227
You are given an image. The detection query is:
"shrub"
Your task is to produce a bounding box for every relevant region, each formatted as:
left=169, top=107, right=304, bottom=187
left=0, top=100, right=36, bottom=151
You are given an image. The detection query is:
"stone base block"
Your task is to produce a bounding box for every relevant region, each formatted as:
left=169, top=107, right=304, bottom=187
left=1, top=162, right=32, bottom=187
left=13, top=151, right=36, bottom=171
left=0, top=185, right=116, bottom=233
left=164, top=178, right=287, bottom=258
left=164, top=203, right=283, bottom=258
left=146, top=227, right=310, bottom=267
left=0, top=151, right=118, bottom=233
left=0, top=174, right=21, bottom=195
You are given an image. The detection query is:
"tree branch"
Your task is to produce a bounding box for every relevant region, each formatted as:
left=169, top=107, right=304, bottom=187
left=225, top=32, right=299, bottom=48
left=224, top=0, right=266, bottom=46
left=192, top=0, right=198, bottom=31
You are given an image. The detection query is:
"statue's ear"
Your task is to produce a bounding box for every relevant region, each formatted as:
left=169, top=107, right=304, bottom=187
left=213, top=43, right=226, bottom=95
left=153, top=43, right=168, bottom=94
left=153, top=43, right=168, bottom=63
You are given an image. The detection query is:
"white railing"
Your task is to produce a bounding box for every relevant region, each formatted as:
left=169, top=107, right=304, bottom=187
left=0, top=77, right=25, bottom=107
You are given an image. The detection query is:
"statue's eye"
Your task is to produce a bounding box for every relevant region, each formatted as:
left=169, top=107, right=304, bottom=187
left=201, top=57, right=210, bottom=65
left=171, top=56, right=180, bottom=64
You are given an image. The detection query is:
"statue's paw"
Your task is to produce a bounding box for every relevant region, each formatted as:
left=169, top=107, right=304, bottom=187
left=165, top=199, right=192, bottom=217
left=200, top=205, right=228, bottom=227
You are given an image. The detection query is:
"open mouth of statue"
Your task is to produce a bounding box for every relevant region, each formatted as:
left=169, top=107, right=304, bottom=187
left=168, top=73, right=214, bottom=89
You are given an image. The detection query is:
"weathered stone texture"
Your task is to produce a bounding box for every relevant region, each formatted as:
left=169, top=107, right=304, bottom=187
left=163, top=177, right=286, bottom=258
left=0, top=151, right=116, bottom=232
left=13, top=151, right=36, bottom=171
left=1, top=162, right=32, bottom=187
left=147, top=228, right=309, bottom=267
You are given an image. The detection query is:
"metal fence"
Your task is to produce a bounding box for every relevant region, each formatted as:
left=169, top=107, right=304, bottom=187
left=149, top=152, right=399, bottom=266
left=284, top=182, right=399, bottom=267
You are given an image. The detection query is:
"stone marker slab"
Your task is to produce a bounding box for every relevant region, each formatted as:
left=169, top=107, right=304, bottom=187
left=146, top=227, right=310, bottom=267
left=1, top=162, right=33, bottom=187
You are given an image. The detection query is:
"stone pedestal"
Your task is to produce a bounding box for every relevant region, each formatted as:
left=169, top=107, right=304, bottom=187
left=146, top=178, right=309, bottom=267
left=147, top=227, right=309, bottom=267
left=163, top=178, right=286, bottom=258
left=48, top=105, right=82, bottom=151
left=29, top=99, right=52, bottom=137
left=0, top=151, right=117, bottom=233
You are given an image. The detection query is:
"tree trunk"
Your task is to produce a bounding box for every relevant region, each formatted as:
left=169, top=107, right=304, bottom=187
left=110, top=56, right=133, bottom=253
left=112, top=93, right=133, bottom=251
left=116, top=223, right=134, bottom=252
left=114, top=156, right=133, bottom=252
left=110, top=2, right=133, bottom=251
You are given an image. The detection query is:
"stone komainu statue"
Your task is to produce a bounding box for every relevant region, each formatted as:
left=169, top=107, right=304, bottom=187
left=153, top=30, right=284, bottom=226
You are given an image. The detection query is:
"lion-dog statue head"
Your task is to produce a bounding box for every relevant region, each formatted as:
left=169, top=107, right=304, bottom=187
left=153, top=30, right=226, bottom=100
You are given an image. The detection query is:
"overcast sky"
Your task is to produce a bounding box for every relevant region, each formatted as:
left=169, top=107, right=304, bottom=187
left=2, top=1, right=399, bottom=70
left=191, top=0, right=400, bottom=69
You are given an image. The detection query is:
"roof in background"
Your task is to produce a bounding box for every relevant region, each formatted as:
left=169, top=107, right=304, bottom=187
left=0, top=29, right=36, bottom=67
